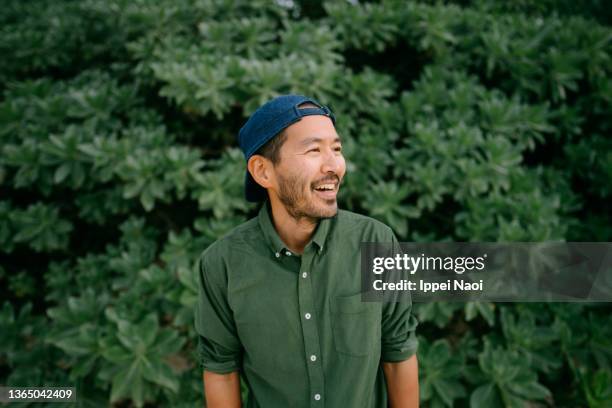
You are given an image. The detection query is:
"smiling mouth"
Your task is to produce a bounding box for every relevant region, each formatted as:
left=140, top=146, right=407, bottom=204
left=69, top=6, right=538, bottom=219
left=312, top=180, right=339, bottom=200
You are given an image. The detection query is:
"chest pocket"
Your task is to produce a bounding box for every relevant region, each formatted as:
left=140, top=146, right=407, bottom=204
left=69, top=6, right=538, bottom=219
left=330, top=293, right=380, bottom=357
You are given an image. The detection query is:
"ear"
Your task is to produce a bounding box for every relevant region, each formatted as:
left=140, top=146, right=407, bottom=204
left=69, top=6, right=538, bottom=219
left=248, top=155, right=275, bottom=189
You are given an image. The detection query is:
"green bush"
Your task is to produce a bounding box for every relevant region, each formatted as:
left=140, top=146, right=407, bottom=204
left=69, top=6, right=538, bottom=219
left=1, top=0, right=610, bottom=406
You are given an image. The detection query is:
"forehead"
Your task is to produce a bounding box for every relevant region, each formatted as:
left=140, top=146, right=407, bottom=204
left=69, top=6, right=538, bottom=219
left=283, top=115, right=339, bottom=145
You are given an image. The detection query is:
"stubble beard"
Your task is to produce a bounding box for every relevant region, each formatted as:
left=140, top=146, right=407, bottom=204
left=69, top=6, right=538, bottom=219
left=277, top=171, right=339, bottom=223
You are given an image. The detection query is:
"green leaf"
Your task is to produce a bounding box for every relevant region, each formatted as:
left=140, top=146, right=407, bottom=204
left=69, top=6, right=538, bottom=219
left=140, top=191, right=155, bottom=211
left=110, top=362, right=146, bottom=407
left=102, top=345, right=131, bottom=364
left=470, top=383, right=501, bottom=408
left=53, top=162, right=71, bottom=184
left=508, top=380, right=551, bottom=400
left=419, top=339, right=466, bottom=407
left=465, top=302, right=495, bottom=326
left=137, top=313, right=159, bottom=348
left=142, top=358, right=179, bottom=393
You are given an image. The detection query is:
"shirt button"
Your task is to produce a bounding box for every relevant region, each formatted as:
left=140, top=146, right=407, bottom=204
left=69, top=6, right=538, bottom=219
left=310, top=354, right=317, bottom=362
left=285, top=251, right=292, bottom=256
left=314, top=393, right=321, bottom=401
left=302, top=272, right=308, bottom=278
left=304, top=313, right=311, bottom=319
left=275, top=252, right=280, bottom=258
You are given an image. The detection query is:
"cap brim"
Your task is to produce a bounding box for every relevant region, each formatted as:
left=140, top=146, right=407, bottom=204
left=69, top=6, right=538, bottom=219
left=245, top=171, right=268, bottom=202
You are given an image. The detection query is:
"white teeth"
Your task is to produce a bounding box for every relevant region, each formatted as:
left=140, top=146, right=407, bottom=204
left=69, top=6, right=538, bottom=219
left=315, top=184, right=335, bottom=191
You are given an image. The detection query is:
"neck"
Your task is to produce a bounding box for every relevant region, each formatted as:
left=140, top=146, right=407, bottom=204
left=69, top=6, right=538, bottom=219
left=268, top=197, right=318, bottom=255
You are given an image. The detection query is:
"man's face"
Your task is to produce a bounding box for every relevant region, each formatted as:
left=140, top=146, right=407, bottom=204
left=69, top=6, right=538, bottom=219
left=271, top=115, right=346, bottom=221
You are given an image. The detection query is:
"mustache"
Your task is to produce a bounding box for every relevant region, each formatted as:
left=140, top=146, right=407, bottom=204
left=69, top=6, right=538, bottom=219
left=312, top=174, right=341, bottom=186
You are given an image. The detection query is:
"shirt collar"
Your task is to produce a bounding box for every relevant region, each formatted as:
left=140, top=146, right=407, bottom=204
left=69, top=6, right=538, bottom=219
left=258, top=201, right=332, bottom=256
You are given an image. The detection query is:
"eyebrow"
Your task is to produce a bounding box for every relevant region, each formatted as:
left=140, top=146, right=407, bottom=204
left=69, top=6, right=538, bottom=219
left=299, top=136, right=342, bottom=146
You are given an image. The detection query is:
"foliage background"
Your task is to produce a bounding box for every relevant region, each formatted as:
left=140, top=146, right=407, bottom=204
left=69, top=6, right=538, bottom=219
left=1, top=0, right=611, bottom=406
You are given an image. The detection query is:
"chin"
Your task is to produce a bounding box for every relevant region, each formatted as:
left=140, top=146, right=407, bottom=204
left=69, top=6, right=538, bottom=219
left=315, top=202, right=338, bottom=218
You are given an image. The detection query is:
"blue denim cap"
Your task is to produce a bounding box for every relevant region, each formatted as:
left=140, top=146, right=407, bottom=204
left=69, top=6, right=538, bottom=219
left=238, top=94, right=336, bottom=202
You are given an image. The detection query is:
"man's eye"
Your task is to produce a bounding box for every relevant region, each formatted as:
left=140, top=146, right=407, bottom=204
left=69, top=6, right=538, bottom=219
left=307, top=148, right=320, bottom=153
left=334, top=146, right=342, bottom=152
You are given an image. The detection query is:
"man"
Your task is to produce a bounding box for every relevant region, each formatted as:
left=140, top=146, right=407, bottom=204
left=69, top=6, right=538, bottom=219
left=195, top=95, right=419, bottom=407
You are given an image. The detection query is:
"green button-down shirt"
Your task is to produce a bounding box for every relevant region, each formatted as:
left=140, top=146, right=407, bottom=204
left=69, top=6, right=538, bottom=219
left=195, top=203, right=418, bottom=408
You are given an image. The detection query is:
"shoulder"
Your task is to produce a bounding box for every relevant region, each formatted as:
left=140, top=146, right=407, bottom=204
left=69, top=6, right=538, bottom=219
left=334, top=209, right=395, bottom=241
left=199, top=216, right=260, bottom=269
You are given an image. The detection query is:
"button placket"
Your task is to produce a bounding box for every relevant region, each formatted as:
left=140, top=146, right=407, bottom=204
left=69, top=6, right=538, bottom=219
left=297, top=247, right=325, bottom=407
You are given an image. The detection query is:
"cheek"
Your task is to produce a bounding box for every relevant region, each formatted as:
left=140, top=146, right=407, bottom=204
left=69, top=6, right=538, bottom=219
left=298, top=158, right=321, bottom=176
left=284, top=160, right=314, bottom=187
left=337, top=155, right=347, bottom=177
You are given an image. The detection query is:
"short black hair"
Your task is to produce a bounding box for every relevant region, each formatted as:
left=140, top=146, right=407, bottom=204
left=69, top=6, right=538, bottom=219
left=255, top=129, right=288, bottom=165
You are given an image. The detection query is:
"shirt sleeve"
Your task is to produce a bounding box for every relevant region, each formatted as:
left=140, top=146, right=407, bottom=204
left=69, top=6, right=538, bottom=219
left=380, top=231, right=419, bottom=362
left=194, top=248, right=242, bottom=373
